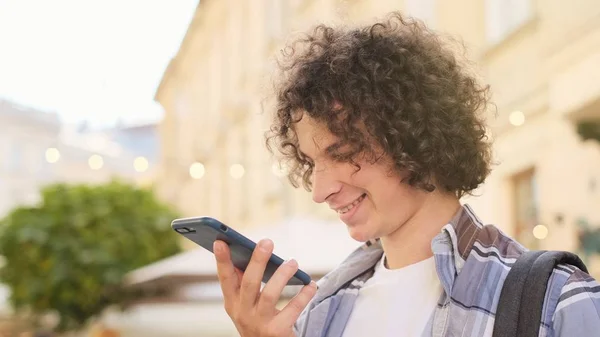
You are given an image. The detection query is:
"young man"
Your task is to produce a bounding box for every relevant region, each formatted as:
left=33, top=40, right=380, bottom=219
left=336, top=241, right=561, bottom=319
left=213, top=12, right=600, bottom=337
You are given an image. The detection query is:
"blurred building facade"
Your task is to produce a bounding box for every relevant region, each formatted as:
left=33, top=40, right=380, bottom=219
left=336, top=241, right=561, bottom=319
left=0, top=100, right=62, bottom=216
left=463, top=0, right=600, bottom=255
left=110, top=122, right=161, bottom=170
left=125, top=1, right=600, bottom=336
left=0, top=100, right=159, bottom=218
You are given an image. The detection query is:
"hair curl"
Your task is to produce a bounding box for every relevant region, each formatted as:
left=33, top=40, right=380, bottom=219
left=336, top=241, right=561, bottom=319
left=266, top=11, right=492, bottom=198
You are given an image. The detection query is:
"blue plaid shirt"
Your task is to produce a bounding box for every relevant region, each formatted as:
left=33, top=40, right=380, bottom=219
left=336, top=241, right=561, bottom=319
left=294, top=204, right=600, bottom=337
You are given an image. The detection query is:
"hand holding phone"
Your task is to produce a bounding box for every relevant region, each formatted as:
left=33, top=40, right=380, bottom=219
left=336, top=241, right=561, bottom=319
left=214, top=238, right=317, bottom=337
left=171, top=216, right=317, bottom=336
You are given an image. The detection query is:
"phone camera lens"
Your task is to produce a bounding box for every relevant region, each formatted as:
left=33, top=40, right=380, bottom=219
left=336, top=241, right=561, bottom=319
left=176, top=227, right=195, bottom=234
left=220, top=224, right=228, bottom=232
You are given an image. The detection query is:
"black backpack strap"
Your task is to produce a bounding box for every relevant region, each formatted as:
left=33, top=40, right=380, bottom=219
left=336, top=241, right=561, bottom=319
left=493, top=250, right=545, bottom=337
left=518, top=251, right=587, bottom=337
left=492, top=250, right=588, bottom=337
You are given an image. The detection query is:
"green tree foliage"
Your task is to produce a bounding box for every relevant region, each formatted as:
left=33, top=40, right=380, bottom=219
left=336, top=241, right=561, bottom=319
left=577, top=218, right=600, bottom=261
left=577, top=120, right=600, bottom=143
left=0, top=181, right=181, bottom=332
left=576, top=120, right=600, bottom=261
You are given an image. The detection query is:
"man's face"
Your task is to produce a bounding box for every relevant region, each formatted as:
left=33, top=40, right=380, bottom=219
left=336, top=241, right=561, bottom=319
left=294, top=114, right=429, bottom=242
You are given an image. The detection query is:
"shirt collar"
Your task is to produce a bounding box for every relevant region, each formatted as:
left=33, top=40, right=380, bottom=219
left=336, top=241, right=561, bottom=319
left=313, top=203, right=485, bottom=301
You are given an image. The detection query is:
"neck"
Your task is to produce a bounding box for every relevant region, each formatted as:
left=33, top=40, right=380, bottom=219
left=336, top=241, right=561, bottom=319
left=380, top=191, right=461, bottom=269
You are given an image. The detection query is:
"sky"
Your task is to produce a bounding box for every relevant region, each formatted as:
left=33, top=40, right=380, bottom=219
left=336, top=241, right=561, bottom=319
left=0, top=0, right=198, bottom=127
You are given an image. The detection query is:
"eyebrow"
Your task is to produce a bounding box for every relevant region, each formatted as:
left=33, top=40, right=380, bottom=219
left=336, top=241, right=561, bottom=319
left=300, top=142, right=341, bottom=163
left=298, top=135, right=323, bottom=162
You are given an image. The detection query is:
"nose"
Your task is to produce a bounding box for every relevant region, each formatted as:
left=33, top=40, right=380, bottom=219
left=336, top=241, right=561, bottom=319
left=311, top=162, right=342, bottom=204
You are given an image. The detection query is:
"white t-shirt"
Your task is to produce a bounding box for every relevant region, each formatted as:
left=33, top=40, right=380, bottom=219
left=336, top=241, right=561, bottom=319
left=341, top=254, right=443, bottom=337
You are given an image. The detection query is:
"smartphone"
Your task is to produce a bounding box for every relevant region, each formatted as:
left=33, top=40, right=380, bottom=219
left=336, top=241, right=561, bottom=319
left=172, top=216, right=312, bottom=286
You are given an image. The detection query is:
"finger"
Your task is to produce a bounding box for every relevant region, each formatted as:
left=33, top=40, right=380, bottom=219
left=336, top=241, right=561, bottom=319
left=214, top=240, right=240, bottom=301
left=275, top=281, right=317, bottom=325
left=235, top=268, right=244, bottom=280
left=239, top=238, right=273, bottom=310
left=257, top=259, right=299, bottom=315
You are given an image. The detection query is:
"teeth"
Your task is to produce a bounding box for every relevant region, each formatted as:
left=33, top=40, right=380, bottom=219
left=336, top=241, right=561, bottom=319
left=338, top=194, right=365, bottom=214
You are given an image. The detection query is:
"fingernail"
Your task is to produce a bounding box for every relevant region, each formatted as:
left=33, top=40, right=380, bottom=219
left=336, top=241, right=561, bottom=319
left=285, top=258, right=298, bottom=268
left=213, top=241, right=222, bottom=253
left=310, top=281, right=318, bottom=289
left=258, top=239, right=273, bottom=252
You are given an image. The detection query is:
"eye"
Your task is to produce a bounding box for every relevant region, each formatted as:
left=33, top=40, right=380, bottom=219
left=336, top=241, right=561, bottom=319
left=323, top=143, right=338, bottom=157
left=326, top=143, right=355, bottom=162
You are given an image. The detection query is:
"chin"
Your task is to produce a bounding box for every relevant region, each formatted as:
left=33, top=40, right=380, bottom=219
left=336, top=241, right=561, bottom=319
left=346, top=224, right=377, bottom=243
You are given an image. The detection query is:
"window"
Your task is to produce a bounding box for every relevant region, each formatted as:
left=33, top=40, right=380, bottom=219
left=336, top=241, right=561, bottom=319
left=266, top=0, right=288, bottom=41
left=485, top=0, right=532, bottom=44
left=405, top=0, right=437, bottom=29
left=20, top=144, right=38, bottom=175
left=6, top=141, right=22, bottom=172
left=175, top=92, right=189, bottom=119
left=512, top=168, right=539, bottom=249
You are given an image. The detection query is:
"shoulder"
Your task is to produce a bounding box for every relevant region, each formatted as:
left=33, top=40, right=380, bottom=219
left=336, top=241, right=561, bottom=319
left=472, top=225, right=600, bottom=332
left=554, top=266, right=600, bottom=317
left=460, top=224, right=598, bottom=308
left=549, top=265, right=600, bottom=335
left=462, top=223, right=526, bottom=270
left=470, top=224, right=599, bottom=307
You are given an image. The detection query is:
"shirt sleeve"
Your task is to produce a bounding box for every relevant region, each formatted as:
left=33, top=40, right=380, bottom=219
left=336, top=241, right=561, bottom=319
left=553, top=269, right=600, bottom=336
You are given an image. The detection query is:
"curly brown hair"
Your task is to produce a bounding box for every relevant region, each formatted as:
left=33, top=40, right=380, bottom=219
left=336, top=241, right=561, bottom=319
left=266, top=11, right=492, bottom=198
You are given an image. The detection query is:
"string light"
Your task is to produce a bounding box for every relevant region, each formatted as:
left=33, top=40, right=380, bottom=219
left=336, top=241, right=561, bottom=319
left=45, top=148, right=60, bottom=163
left=532, top=224, right=548, bottom=240
left=88, top=154, right=104, bottom=170
left=509, top=111, right=525, bottom=126
left=189, top=162, right=205, bottom=179
left=230, top=164, right=245, bottom=179
left=133, top=156, right=149, bottom=172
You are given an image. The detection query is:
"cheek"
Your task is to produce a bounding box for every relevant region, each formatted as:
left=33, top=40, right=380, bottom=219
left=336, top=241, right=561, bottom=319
left=368, top=179, right=422, bottom=218
left=358, top=168, right=404, bottom=201
left=351, top=163, right=418, bottom=208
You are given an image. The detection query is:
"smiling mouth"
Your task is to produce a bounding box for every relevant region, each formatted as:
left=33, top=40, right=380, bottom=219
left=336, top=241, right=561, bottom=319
left=338, top=194, right=366, bottom=214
